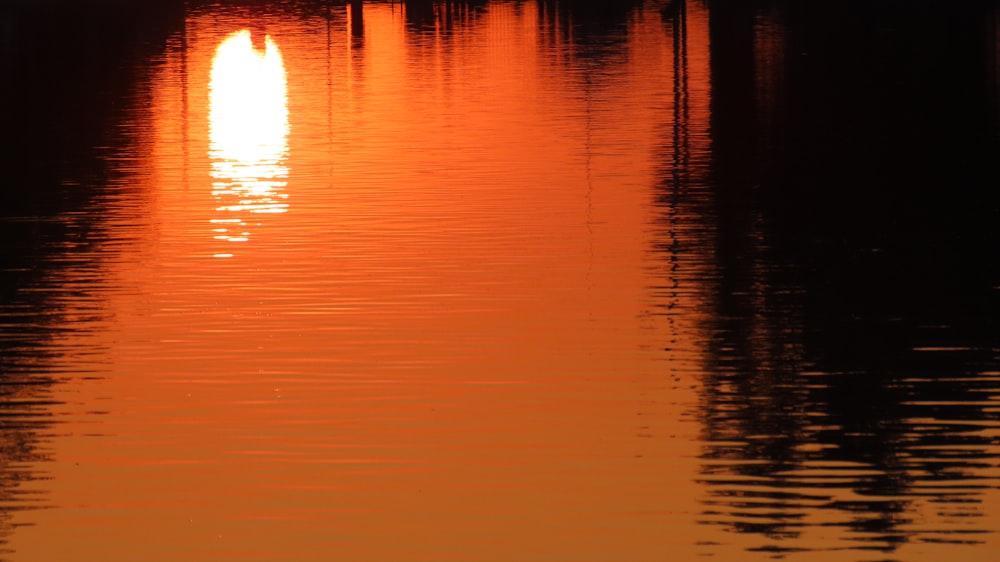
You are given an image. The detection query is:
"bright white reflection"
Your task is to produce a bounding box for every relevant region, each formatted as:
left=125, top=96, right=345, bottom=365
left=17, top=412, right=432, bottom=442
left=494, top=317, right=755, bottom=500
left=209, top=29, right=289, bottom=251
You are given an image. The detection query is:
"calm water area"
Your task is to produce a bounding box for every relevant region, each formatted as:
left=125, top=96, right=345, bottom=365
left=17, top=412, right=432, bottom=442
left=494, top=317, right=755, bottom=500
left=1, top=0, right=998, bottom=560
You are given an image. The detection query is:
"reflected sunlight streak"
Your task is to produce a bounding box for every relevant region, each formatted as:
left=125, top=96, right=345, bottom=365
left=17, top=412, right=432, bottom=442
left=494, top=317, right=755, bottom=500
left=208, top=29, right=290, bottom=251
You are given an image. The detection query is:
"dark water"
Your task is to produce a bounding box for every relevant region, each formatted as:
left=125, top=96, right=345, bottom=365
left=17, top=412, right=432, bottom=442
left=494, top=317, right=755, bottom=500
left=1, top=1, right=997, bottom=560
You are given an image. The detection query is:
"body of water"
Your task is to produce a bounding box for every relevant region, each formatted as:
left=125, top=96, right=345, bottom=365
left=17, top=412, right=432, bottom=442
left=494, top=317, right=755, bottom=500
left=0, top=1, right=997, bottom=560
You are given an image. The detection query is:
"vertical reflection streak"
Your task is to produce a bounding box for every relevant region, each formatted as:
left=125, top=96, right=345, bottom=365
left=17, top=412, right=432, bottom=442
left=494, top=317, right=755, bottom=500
left=182, top=17, right=190, bottom=195
left=668, top=0, right=689, bottom=329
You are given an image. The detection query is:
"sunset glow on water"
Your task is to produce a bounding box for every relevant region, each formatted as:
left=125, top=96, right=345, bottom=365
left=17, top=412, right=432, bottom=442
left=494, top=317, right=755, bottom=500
left=209, top=29, right=291, bottom=248
left=0, top=1, right=997, bottom=561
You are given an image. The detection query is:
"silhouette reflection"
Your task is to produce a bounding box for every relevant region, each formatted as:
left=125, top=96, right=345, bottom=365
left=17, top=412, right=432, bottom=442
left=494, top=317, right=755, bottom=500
left=402, top=0, right=490, bottom=34
left=350, top=0, right=364, bottom=40
left=0, top=1, right=179, bottom=555
left=538, top=0, right=641, bottom=50
left=681, top=0, right=1000, bottom=556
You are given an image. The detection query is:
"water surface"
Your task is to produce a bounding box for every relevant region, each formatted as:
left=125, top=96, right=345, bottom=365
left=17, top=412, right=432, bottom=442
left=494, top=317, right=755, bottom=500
left=0, top=1, right=997, bottom=560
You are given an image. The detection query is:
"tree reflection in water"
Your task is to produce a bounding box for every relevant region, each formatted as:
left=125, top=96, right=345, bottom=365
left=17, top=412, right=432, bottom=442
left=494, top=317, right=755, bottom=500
left=680, top=0, right=1000, bottom=554
left=0, top=1, right=181, bottom=554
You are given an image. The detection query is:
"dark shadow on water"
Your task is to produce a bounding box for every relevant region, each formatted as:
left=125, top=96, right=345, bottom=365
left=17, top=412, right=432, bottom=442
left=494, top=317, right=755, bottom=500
left=538, top=0, right=641, bottom=53
left=672, top=0, right=1000, bottom=554
left=350, top=0, right=365, bottom=40
left=0, top=1, right=181, bottom=554
left=403, top=0, right=489, bottom=33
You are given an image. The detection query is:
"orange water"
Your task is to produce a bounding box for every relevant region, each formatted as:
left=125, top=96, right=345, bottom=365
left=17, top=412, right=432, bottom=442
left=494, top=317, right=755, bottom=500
left=1, top=2, right=997, bottom=561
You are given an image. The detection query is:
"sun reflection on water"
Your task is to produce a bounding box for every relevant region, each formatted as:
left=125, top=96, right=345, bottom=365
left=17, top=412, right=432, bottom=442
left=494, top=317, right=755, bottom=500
left=208, top=29, right=289, bottom=254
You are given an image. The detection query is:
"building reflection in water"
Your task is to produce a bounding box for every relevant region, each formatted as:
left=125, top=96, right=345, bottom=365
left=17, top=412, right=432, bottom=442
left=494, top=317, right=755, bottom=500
left=208, top=29, right=290, bottom=254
